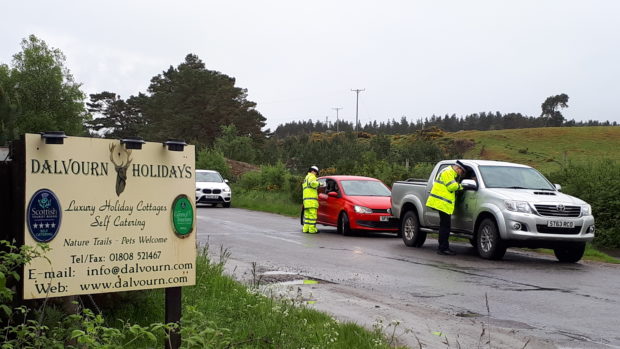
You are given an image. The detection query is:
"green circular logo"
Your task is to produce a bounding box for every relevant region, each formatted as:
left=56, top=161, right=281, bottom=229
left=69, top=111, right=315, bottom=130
left=172, top=195, right=194, bottom=237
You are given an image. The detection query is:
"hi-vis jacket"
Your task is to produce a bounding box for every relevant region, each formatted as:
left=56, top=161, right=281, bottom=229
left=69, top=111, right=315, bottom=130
left=302, top=172, right=319, bottom=209
left=425, top=166, right=462, bottom=215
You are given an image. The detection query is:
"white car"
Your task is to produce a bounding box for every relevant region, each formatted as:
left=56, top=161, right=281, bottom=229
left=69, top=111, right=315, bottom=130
left=195, top=170, right=232, bottom=207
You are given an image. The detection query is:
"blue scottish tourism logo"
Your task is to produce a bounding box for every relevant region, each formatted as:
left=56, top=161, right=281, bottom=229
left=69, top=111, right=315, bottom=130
left=27, top=189, right=62, bottom=242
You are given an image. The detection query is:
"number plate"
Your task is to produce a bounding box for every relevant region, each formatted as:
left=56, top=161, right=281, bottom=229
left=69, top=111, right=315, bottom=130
left=205, top=194, right=218, bottom=199
left=380, top=216, right=392, bottom=222
left=547, top=221, right=575, bottom=228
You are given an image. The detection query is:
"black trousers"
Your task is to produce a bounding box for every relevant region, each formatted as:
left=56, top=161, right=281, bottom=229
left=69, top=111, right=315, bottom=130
left=438, top=210, right=451, bottom=251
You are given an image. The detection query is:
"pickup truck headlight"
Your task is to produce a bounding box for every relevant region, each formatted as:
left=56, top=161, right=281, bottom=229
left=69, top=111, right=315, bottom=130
left=504, top=200, right=532, bottom=214
left=581, top=204, right=591, bottom=216
left=354, top=205, right=373, bottom=214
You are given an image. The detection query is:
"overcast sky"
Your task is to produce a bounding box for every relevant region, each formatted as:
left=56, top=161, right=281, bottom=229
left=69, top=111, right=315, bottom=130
left=2, top=1, right=619, bottom=130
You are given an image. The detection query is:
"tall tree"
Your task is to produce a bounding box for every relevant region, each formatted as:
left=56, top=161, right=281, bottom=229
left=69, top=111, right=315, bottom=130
left=0, top=69, right=20, bottom=145
left=0, top=35, right=87, bottom=142
left=214, top=124, right=256, bottom=163
left=541, top=93, right=569, bottom=127
left=86, top=91, right=146, bottom=138
left=139, top=54, right=265, bottom=147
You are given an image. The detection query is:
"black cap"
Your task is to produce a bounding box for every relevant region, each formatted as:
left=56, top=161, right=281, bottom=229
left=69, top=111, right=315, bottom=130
left=454, top=160, right=466, bottom=171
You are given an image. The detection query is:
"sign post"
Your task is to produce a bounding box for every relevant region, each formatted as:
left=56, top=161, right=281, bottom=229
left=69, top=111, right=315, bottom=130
left=165, top=287, right=182, bottom=349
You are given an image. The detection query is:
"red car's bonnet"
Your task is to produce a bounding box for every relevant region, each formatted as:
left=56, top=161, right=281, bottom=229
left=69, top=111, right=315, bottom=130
left=345, top=195, right=391, bottom=209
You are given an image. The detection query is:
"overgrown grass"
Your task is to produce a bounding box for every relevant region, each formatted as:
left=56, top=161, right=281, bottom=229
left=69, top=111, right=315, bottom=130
left=103, top=246, right=403, bottom=348
left=445, top=126, right=620, bottom=173
left=232, top=187, right=300, bottom=217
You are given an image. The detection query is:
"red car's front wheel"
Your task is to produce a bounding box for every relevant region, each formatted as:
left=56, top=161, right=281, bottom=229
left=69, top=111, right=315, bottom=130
left=338, top=212, right=352, bottom=236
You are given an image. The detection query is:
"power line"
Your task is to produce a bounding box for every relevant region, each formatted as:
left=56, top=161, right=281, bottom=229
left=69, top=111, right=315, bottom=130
left=332, top=107, right=342, bottom=132
left=351, top=89, right=365, bottom=131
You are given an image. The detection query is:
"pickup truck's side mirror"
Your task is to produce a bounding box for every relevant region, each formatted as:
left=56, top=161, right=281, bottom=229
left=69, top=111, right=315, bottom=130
left=461, top=179, right=478, bottom=191
left=328, top=191, right=338, bottom=197
left=554, top=184, right=562, bottom=192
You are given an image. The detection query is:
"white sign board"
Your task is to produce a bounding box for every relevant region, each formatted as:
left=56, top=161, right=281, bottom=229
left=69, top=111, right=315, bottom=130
left=22, top=134, right=196, bottom=299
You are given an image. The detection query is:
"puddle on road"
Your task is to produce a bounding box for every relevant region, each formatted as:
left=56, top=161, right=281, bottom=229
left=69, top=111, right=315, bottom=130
left=489, top=318, right=535, bottom=330
left=261, top=271, right=298, bottom=275
left=456, top=311, right=481, bottom=318
left=256, top=271, right=332, bottom=285
left=455, top=312, right=535, bottom=330
left=251, top=270, right=330, bottom=306
left=409, top=291, right=445, bottom=298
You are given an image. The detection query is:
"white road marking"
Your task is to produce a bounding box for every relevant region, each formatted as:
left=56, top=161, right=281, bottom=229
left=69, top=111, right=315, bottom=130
left=262, top=234, right=304, bottom=245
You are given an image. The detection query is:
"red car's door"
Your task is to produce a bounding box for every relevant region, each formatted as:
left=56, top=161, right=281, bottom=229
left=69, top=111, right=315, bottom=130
left=316, top=178, right=328, bottom=223
left=323, top=179, right=344, bottom=225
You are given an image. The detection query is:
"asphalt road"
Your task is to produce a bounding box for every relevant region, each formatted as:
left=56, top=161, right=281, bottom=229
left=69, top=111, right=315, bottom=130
left=196, top=207, right=620, bottom=349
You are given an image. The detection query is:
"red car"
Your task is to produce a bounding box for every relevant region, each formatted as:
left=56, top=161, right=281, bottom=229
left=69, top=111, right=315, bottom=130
left=302, top=175, right=400, bottom=235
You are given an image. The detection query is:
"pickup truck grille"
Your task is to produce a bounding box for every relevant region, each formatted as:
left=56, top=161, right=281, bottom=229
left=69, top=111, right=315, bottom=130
left=534, top=204, right=581, bottom=217
left=536, top=225, right=582, bottom=235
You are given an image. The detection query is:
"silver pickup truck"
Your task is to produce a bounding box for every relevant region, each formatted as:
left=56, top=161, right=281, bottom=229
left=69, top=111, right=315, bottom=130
left=390, top=160, right=595, bottom=262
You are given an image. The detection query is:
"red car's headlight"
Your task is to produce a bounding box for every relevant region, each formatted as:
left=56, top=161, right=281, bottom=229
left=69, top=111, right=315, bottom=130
left=354, top=205, right=373, bottom=214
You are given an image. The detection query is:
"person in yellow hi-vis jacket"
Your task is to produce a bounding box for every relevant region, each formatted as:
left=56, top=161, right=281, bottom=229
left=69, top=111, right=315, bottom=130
left=302, top=166, right=320, bottom=234
left=426, top=160, right=466, bottom=255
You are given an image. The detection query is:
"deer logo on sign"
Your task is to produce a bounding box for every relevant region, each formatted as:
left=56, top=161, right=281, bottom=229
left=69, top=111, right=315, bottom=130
left=109, top=143, right=132, bottom=196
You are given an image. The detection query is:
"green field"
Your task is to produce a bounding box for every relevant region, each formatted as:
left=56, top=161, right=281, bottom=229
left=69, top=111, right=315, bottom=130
left=445, top=126, right=620, bottom=173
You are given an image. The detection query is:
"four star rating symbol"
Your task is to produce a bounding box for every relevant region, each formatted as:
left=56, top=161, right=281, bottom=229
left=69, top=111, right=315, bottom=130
left=32, top=223, right=56, bottom=229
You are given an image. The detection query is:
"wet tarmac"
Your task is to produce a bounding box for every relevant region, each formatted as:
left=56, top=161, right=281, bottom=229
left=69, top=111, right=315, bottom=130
left=196, top=207, right=620, bottom=349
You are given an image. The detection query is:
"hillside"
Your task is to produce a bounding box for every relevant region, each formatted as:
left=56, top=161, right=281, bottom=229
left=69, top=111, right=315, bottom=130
left=444, top=126, right=620, bottom=173
left=226, top=158, right=259, bottom=178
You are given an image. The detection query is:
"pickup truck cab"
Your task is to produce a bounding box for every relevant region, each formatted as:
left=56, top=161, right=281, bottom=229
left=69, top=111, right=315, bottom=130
left=390, top=160, right=595, bottom=262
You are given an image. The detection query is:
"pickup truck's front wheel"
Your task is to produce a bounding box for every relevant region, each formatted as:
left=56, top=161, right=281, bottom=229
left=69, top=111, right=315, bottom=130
left=553, top=242, right=586, bottom=263
left=402, top=210, right=426, bottom=247
left=476, top=218, right=506, bottom=260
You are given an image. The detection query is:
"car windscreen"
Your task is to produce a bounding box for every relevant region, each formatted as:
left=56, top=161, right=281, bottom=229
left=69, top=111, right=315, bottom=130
left=479, top=166, right=555, bottom=190
left=340, top=180, right=391, bottom=196
left=196, top=172, right=223, bottom=183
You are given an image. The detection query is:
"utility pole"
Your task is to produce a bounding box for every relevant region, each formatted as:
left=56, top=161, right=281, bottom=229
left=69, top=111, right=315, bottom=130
left=332, top=107, right=342, bottom=132
left=351, top=89, right=365, bottom=131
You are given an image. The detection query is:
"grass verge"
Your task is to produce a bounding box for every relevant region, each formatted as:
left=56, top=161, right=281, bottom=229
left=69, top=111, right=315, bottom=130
left=232, top=187, right=300, bottom=217
left=524, top=244, right=620, bottom=264
left=103, top=246, right=403, bottom=348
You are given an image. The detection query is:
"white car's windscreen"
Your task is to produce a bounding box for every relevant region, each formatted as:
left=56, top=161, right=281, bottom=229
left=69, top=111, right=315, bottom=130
left=196, top=172, right=223, bottom=182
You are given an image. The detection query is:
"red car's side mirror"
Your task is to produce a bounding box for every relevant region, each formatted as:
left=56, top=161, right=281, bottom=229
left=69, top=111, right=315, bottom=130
left=328, top=191, right=338, bottom=197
